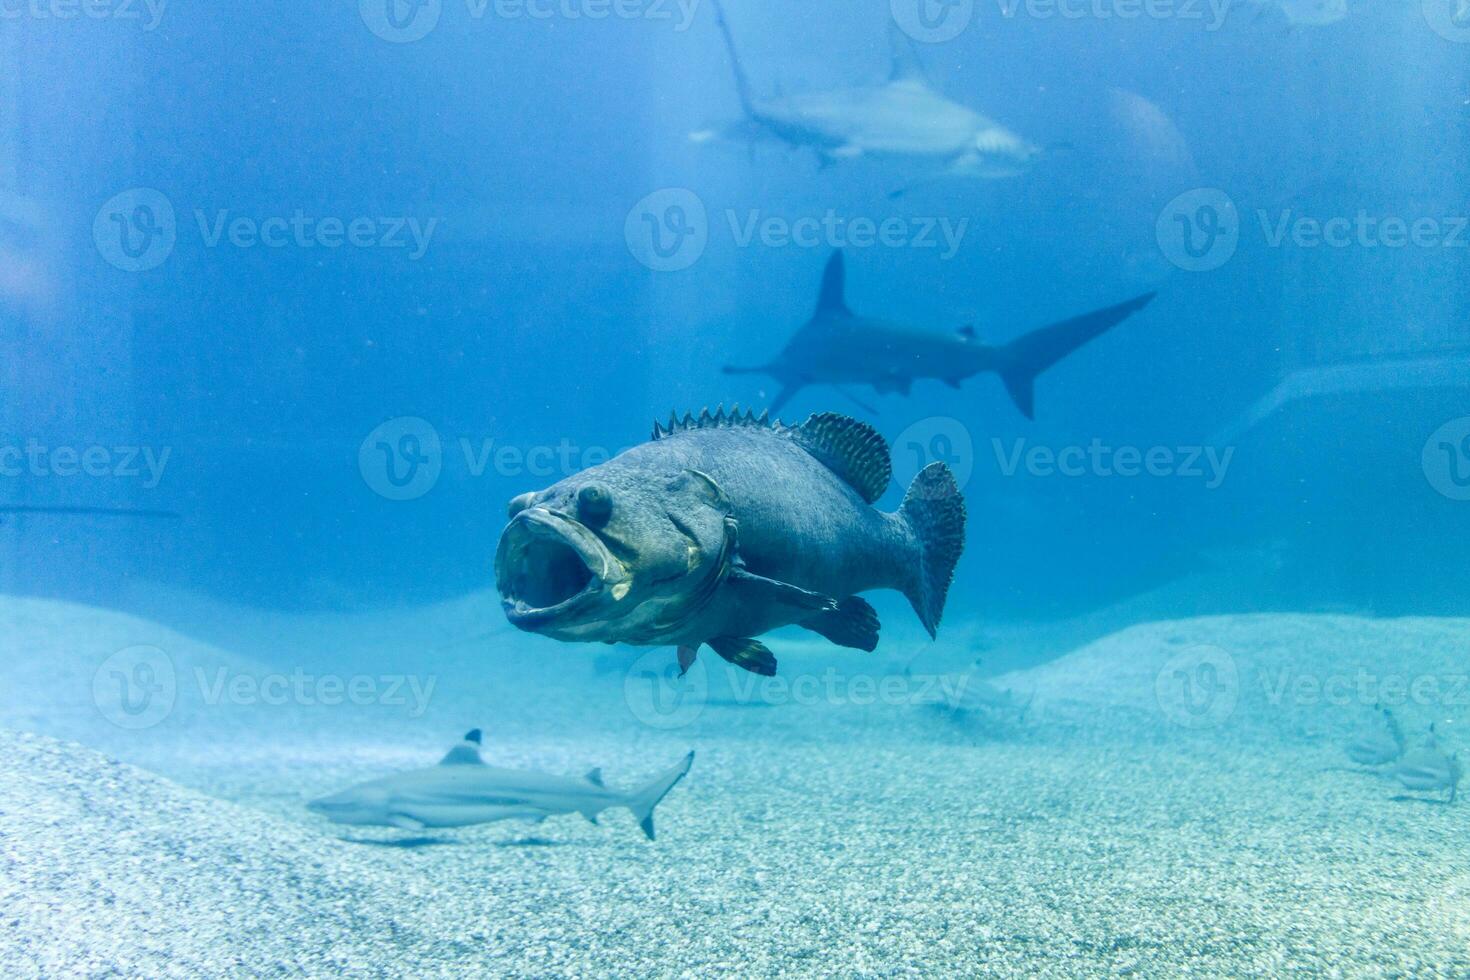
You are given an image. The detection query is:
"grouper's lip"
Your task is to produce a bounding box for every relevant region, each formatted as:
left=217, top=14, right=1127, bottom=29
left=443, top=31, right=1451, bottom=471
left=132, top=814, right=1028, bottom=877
left=495, top=508, right=626, bottom=628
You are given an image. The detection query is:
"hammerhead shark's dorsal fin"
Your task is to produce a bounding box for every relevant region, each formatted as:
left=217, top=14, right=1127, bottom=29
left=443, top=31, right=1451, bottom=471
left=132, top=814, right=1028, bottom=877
left=815, top=251, right=849, bottom=316
left=438, top=729, right=486, bottom=766
left=887, top=23, right=931, bottom=87
left=793, top=412, right=892, bottom=503
left=584, top=767, right=604, bottom=787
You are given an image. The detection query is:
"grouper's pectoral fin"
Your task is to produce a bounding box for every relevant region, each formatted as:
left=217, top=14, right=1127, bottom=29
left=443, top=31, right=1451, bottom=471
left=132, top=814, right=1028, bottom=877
left=801, top=595, right=880, bottom=652
left=707, top=637, right=778, bottom=676
left=728, top=566, right=837, bottom=617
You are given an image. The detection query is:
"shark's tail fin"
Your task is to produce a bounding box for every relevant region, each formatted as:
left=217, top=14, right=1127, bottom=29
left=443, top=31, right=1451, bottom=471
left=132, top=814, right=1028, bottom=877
left=995, top=292, right=1156, bottom=419
left=898, top=463, right=967, bottom=638
left=709, top=0, right=757, bottom=117
left=625, top=751, right=695, bottom=840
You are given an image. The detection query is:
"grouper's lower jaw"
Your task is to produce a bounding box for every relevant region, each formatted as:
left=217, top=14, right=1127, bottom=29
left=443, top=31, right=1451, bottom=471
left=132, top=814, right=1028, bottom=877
left=494, top=507, right=625, bottom=632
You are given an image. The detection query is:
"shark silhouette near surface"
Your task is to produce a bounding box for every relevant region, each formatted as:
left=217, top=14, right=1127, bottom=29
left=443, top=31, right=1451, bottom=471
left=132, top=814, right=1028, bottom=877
left=694, top=0, right=1043, bottom=196
left=723, top=251, right=1156, bottom=417
left=308, top=730, right=695, bottom=839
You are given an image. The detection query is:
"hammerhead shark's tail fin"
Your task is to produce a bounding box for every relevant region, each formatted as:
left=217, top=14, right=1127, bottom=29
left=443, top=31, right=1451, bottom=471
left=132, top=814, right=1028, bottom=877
left=709, top=0, right=757, bottom=117
left=626, top=751, right=695, bottom=840
left=995, top=292, right=1156, bottom=419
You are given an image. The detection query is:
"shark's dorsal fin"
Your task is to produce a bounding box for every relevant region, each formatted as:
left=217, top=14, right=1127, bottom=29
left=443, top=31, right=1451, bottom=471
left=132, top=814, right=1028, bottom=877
left=793, top=412, right=892, bottom=504
left=956, top=324, right=976, bottom=341
left=438, top=729, right=486, bottom=766
left=584, top=767, right=604, bottom=787
left=815, top=251, right=848, bottom=315
left=888, top=23, right=930, bottom=86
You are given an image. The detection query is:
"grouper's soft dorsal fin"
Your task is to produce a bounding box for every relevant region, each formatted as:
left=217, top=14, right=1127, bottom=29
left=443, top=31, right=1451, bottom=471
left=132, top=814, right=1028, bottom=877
left=815, top=250, right=848, bottom=316
left=438, top=728, right=486, bottom=766
left=888, top=22, right=931, bottom=87
left=794, top=412, right=892, bottom=504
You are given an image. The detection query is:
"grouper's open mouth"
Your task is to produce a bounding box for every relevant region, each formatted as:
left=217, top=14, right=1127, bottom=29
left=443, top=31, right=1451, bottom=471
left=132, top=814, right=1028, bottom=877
left=495, top=508, right=624, bottom=628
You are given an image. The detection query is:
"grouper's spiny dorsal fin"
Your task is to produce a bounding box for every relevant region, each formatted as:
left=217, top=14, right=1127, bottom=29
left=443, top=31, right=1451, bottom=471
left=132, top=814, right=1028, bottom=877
left=650, top=408, right=892, bottom=504
left=652, top=404, right=771, bottom=441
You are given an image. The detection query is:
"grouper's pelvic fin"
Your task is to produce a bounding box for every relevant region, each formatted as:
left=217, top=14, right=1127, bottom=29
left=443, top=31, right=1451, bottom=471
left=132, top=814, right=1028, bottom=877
left=898, top=463, right=967, bottom=637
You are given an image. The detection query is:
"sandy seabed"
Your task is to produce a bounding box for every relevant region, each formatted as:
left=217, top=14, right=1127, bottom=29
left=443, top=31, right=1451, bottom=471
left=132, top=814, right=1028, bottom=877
left=1, top=593, right=1467, bottom=977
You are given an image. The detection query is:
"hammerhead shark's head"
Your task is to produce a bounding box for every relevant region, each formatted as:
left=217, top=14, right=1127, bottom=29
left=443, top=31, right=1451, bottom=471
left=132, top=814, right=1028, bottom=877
left=724, top=251, right=1156, bottom=417
left=695, top=0, right=1042, bottom=196
left=308, top=730, right=695, bottom=839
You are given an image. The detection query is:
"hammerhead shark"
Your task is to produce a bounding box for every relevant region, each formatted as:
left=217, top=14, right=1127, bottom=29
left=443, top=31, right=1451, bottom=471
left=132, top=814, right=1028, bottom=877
left=308, top=730, right=695, bottom=839
left=723, top=251, right=1156, bottom=417
left=694, top=0, right=1043, bottom=197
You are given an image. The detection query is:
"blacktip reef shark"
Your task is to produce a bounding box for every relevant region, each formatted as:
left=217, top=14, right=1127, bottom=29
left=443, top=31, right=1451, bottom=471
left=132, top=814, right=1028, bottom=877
left=1390, top=724, right=1461, bottom=804
left=723, top=251, right=1156, bottom=417
left=693, top=0, right=1044, bottom=197
left=308, top=730, right=695, bottom=839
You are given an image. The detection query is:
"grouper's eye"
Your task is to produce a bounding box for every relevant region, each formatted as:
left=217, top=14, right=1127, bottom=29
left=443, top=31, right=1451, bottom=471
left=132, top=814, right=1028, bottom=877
left=507, top=492, right=535, bottom=519
left=577, top=483, right=612, bottom=527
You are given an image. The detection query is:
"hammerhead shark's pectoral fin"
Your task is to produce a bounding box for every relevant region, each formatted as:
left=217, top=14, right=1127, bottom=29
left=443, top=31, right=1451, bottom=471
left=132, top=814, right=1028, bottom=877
left=768, top=383, right=803, bottom=414
left=389, top=814, right=426, bottom=832
left=707, top=636, right=778, bottom=676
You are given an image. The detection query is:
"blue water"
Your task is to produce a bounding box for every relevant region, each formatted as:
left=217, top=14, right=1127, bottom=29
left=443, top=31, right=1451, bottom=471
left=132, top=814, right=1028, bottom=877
left=6, top=2, right=1470, bottom=972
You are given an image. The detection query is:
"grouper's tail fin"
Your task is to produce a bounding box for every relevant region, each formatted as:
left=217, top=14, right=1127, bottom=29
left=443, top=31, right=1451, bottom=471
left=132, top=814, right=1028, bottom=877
left=626, top=751, right=695, bottom=841
left=996, top=292, right=1156, bottom=419
left=899, top=463, right=967, bottom=638
left=709, top=0, right=757, bottom=117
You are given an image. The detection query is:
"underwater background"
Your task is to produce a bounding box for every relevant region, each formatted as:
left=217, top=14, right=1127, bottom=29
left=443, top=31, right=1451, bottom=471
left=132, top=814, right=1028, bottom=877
left=4, top=0, right=1470, bottom=975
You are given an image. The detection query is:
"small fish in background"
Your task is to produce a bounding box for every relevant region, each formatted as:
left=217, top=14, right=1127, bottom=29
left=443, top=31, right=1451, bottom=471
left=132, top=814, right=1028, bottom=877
left=308, top=730, right=695, bottom=839
left=1344, top=705, right=1405, bottom=767
left=693, top=0, right=1044, bottom=197
left=723, top=251, right=1155, bottom=416
left=1391, top=725, right=1461, bottom=804
left=496, top=409, right=965, bottom=679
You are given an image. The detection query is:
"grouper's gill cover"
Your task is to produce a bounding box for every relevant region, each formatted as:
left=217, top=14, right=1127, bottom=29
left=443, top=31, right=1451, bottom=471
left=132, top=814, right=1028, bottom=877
left=494, top=408, right=966, bottom=676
